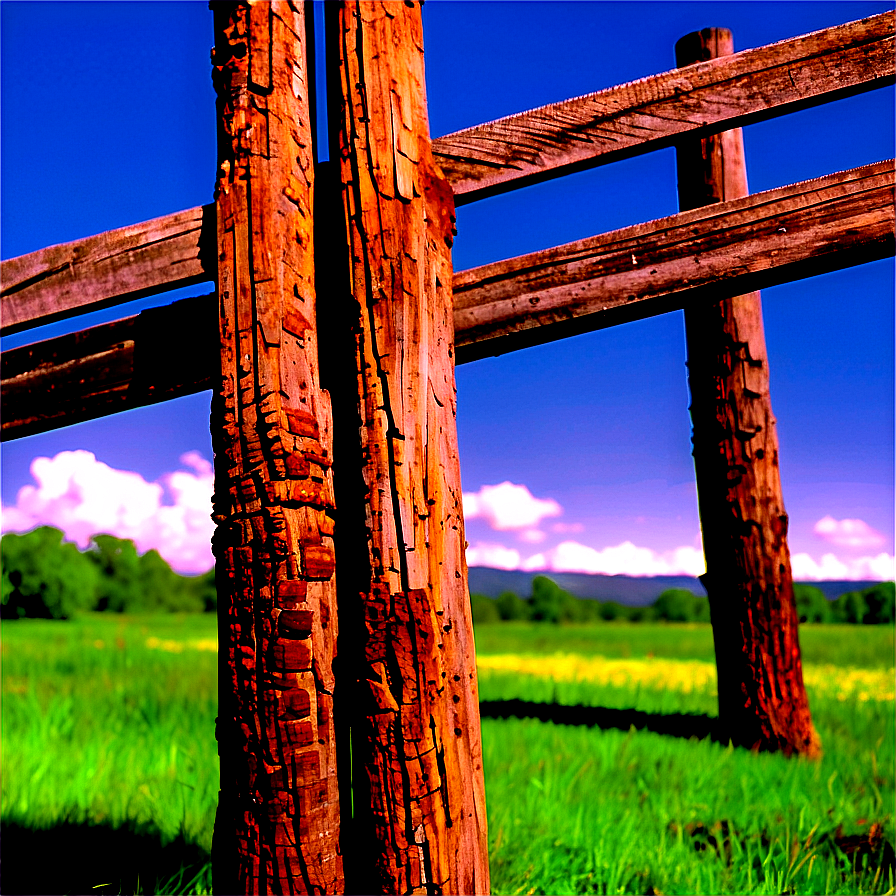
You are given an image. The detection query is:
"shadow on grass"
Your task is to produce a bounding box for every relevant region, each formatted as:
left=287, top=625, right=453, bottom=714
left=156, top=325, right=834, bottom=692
left=479, top=698, right=721, bottom=742
left=0, top=819, right=210, bottom=895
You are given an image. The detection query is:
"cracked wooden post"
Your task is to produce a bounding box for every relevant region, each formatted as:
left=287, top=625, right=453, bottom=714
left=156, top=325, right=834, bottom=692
left=675, top=28, right=821, bottom=757
left=325, top=2, right=490, bottom=893
left=209, top=3, right=345, bottom=892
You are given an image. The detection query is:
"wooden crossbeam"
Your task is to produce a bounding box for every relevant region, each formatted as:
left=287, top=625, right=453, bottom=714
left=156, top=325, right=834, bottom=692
left=0, top=205, right=213, bottom=336
left=437, top=12, right=895, bottom=202
left=3, top=161, right=892, bottom=439
left=3, top=13, right=892, bottom=336
left=0, top=294, right=215, bottom=440
left=452, top=160, right=895, bottom=361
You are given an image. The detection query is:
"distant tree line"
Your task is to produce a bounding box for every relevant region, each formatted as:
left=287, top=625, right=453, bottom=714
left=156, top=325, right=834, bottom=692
left=470, top=575, right=895, bottom=626
left=5, top=530, right=892, bottom=626
left=1, top=527, right=216, bottom=619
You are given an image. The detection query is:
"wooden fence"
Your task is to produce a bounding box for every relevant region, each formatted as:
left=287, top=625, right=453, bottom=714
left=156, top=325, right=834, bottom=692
left=1, top=4, right=893, bottom=893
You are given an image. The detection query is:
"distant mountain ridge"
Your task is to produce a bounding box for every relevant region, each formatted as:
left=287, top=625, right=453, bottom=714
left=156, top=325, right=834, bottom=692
left=467, top=567, right=880, bottom=606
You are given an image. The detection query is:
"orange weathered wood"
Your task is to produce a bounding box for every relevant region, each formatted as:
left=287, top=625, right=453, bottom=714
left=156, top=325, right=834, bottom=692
left=676, top=28, right=820, bottom=757
left=209, top=4, right=343, bottom=893
left=452, top=159, right=896, bottom=361
left=437, top=11, right=895, bottom=202
left=0, top=205, right=212, bottom=335
left=4, top=10, right=893, bottom=338
left=0, top=294, right=215, bottom=441
left=1, top=159, right=892, bottom=436
left=327, top=2, right=489, bottom=893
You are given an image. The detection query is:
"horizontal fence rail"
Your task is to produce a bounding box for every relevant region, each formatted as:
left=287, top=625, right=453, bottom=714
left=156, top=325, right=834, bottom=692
left=1, top=294, right=216, bottom=440
left=2, top=161, right=892, bottom=439
left=437, top=11, right=894, bottom=202
left=453, top=160, right=895, bottom=360
left=2, top=12, right=893, bottom=337
left=1, top=206, right=213, bottom=336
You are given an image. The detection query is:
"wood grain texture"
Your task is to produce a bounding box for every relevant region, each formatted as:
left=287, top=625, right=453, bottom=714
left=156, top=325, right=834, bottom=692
left=676, top=29, right=820, bottom=758
left=208, top=4, right=343, bottom=894
left=0, top=294, right=215, bottom=441
left=436, top=11, right=895, bottom=202
left=3, top=157, right=891, bottom=435
left=4, top=9, right=892, bottom=338
left=327, top=3, right=489, bottom=893
left=452, top=159, right=896, bottom=362
left=0, top=205, right=213, bottom=335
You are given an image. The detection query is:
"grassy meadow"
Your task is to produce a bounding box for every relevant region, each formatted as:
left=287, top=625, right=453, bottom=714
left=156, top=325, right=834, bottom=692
left=1, top=614, right=893, bottom=895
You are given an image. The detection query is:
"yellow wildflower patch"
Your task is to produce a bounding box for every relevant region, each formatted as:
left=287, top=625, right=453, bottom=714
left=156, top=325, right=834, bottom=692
left=134, top=638, right=892, bottom=702
left=477, top=652, right=716, bottom=694
left=144, top=637, right=217, bottom=653
left=476, top=653, right=894, bottom=702
left=145, top=637, right=184, bottom=653
left=190, top=638, right=218, bottom=652
left=803, top=663, right=894, bottom=703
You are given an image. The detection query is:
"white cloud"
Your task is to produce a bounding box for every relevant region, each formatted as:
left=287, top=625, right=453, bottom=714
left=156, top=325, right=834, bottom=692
left=465, top=542, right=522, bottom=571
left=522, top=540, right=706, bottom=577
left=519, top=528, right=547, bottom=544
left=463, top=481, right=562, bottom=531
left=1, top=450, right=215, bottom=575
left=465, top=532, right=894, bottom=583
left=813, top=515, right=886, bottom=549
left=466, top=538, right=707, bottom=577
left=791, top=552, right=895, bottom=582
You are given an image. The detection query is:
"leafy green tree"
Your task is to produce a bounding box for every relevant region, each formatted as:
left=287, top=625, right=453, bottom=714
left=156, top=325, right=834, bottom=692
left=88, top=534, right=144, bottom=612
left=529, top=576, right=562, bottom=623
left=628, top=604, right=657, bottom=622
left=529, top=575, right=584, bottom=623
left=139, top=549, right=203, bottom=613
left=1, top=527, right=99, bottom=619
left=189, top=568, right=218, bottom=612
left=862, top=581, right=894, bottom=624
left=495, top=590, right=529, bottom=621
left=653, top=588, right=708, bottom=622
left=793, top=583, right=831, bottom=623
left=692, top=595, right=710, bottom=622
left=577, top=598, right=603, bottom=622
left=1, top=565, right=15, bottom=607
left=470, top=592, right=500, bottom=624
left=598, top=600, right=629, bottom=621
left=831, top=590, right=868, bottom=624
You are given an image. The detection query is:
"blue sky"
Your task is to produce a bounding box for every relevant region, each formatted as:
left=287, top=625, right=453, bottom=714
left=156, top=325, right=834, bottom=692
left=1, top=1, right=893, bottom=579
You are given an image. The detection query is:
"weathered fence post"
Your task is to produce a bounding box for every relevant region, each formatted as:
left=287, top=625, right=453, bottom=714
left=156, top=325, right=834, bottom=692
left=324, top=2, right=490, bottom=893
left=209, top=3, right=344, bottom=892
left=675, top=28, right=821, bottom=757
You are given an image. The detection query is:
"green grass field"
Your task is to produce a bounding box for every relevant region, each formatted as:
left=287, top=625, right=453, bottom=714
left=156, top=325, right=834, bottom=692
left=2, top=614, right=893, bottom=895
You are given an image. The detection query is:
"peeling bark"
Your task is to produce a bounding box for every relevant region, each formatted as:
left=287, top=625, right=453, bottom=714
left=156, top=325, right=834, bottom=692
left=676, top=28, right=821, bottom=758
left=210, top=3, right=344, bottom=892
left=326, top=3, right=490, bottom=893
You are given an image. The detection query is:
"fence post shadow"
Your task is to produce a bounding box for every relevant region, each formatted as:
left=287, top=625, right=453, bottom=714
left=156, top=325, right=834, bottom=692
left=0, top=819, right=210, bottom=896
left=478, top=698, right=722, bottom=744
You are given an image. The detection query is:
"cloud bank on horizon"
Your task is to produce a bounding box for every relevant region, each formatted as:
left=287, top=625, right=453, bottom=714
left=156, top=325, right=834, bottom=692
left=1, top=450, right=214, bottom=575
left=1, top=455, right=892, bottom=582
left=461, top=482, right=894, bottom=582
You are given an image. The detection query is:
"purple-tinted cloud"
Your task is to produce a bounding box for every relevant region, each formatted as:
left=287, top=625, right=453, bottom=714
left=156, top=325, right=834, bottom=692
left=521, top=540, right=706, bottom=577
left=1, top=450, right=215, bottom=574
left=462, top=481, right=562, bottom=531
left=790, top=551, right=894, bottom=581
left=813, top=515, right=886, bottom=550
left=465, top=542, right=522, bottom=571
